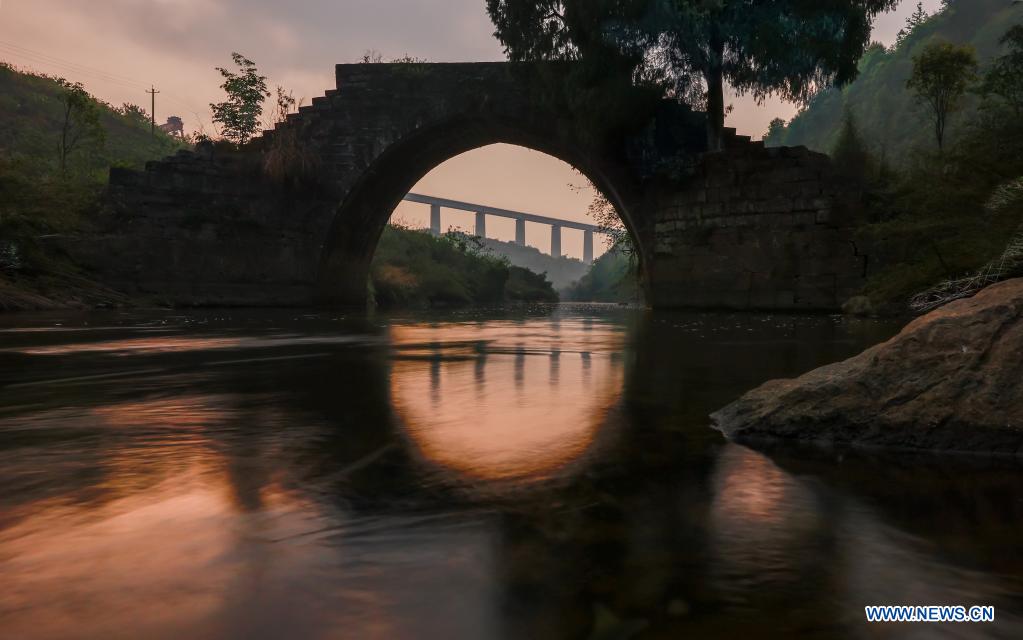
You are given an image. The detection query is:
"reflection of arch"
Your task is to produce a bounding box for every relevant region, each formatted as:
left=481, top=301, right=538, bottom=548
left=316, top=113, right=644, bottom=306
left=386, top=322, right=626, bottom=487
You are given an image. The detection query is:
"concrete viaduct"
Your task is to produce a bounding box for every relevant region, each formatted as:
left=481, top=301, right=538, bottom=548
left=402, top=193, right=603, bottom=263
left=76, top=62, right=869, bottom=310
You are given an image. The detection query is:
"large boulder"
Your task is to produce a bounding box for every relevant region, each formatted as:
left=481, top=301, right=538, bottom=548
left=711, top=278, right=1023, bottom=456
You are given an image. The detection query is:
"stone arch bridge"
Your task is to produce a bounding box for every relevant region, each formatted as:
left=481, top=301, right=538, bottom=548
left=77, top=62, right=868, bottom=310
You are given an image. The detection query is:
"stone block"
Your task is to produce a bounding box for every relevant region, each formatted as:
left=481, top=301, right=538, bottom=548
left=728, top=200, right=751, bottom=215
left=706, top=171, right=736, bottom=188
left=702, top=202, right=724, bottom=217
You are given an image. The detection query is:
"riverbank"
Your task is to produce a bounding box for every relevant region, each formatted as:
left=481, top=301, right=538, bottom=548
left=0, top=261, right=132, bottom=312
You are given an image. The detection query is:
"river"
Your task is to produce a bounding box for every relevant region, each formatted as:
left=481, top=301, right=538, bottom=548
left=0, top=304, right=1020, bottom=639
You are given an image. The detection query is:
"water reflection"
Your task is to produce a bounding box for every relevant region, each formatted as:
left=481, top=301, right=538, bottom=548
left=708, top=447, right=829, bottom=610
left=389, top=322, right=624, bottom=484
left=0, top=308, right=1020, bottom=639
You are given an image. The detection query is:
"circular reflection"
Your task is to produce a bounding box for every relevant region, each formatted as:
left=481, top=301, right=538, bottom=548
left=388, top=322, right=625, bottom=484
left=707, top=445, right=824, bottom=604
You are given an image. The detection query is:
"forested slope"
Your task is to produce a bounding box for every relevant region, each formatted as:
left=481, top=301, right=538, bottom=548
left=767, top=0, right=1023, bottom=159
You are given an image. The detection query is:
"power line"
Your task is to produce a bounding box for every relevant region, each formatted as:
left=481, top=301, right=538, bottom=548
left=0, top=38, right=205, bottom=118
left=0, top=39, right=151, bottom=88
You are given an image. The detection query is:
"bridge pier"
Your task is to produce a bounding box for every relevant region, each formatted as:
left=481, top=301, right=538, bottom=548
left=551, top=225, right=561, bottom=258
left=583, top=231, right=594, bottom=265
left=515, top=218, right=526, bottom=246
left=430, top=204, right=442, bottom=237
left=475, top=211, right=486, bottom=239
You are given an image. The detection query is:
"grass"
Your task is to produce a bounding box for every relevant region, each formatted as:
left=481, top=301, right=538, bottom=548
left=0, top=62, right=186, bottom=309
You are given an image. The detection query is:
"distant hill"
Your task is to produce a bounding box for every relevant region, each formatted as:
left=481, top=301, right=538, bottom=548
left=371, top=226, right=558, bottom=308
left=563, top=247, right=642, bottom=303
left=766, top=0, right=1023, bottom=160
left=0, top=62, right=184, bottom=178
left=481, top=237, right=590, bottom=291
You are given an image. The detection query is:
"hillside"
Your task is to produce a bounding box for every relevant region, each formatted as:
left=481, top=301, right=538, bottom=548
left=0, top=62, right=184, bottom=178
left=766, top=0, right=1023, bottom=159
left=0, top=62, right=186, bottom=309
left=563, top=247, right=643, bottom=303
left=480, top=237, right=589, bottom=291
left=371, top=226, right=558, bottom=308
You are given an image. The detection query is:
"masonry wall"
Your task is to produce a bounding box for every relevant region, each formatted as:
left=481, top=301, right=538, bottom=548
left=74, top=144, right=870, bottom=310
left=69, top=62, right=870, bottom=311
left=65, top=148, right=336, bottom=307
left=646, top=145, right=869, bottom=311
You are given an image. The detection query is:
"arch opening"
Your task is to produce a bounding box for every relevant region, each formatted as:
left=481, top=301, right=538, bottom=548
left=315, top=117, right=646, bottom=307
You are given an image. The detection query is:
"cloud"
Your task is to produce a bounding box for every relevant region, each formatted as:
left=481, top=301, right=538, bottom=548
left=1, top=0, right=503, bottom=124
left=0, top=0, right=941, bottom=140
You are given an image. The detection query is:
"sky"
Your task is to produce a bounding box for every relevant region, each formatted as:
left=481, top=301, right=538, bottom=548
left=0, top=0, right=943, bottom=260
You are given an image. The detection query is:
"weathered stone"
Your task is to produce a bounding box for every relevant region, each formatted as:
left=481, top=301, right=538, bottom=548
left=711, top=278, right=1023, bottom=456
left=76, top=62, right=870, bottom=311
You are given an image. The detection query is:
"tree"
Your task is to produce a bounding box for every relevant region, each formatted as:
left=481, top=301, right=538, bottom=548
left=270, top=86, right=297, bottom=126
left=485, top=0, right=650, bottom=93
left=646, top=1, right=901, bottom=150
left=210, top=53, right=269, bottom=144
left=765, top=117, right=787, bottom=143
left=907, top=40, right=977, bottom=150
left=487, top=0, right=899, bottom=151
left=895, top=2, right=929, bottom=48
left=56, top=80, right=104, bottom=176
left=119, top=102, right=149, bottom=125
left=978, top=25, right=1023, bottom=117
left=831, top=110, right=872, bottom=181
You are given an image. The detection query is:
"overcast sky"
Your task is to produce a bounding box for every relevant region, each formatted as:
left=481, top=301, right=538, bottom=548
left=0, top=0, right=942, bottom=259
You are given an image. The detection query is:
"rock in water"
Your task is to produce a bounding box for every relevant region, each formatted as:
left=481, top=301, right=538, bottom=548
left=711, top=278, right=1023, bottom=456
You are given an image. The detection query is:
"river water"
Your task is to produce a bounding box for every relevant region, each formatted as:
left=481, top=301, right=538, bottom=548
left=0, top=305, right=1020, bottom=639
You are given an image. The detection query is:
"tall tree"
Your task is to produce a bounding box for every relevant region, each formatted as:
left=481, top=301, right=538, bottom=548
left=486, top=0, right=899, bottom=150
left=640, top=0, right=900, bottom=150
left=765, top=117, right=787, bottom=142
left=907, top=40, right=977, bottom=150
left=978, top=25, right=1023, bottom=117
left=56, top=80, right=105, bottom=176
left=485, top=0, right=651, bottom=90
left=210, top=53, right=269, bottom=145
left=831, top=110, right=872, bottom=181
left=895, top=2, right=930, bottom=48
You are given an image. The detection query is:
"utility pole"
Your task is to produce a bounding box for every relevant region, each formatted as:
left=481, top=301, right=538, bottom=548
left=146, top=86, right=160, bottom=136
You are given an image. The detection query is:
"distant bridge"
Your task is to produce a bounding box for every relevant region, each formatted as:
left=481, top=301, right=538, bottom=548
left=402, top=193, right=605, bottom=264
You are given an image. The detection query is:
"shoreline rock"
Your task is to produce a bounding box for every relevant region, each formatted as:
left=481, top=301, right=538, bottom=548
left=711, top=278, right=1023, bottom=456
